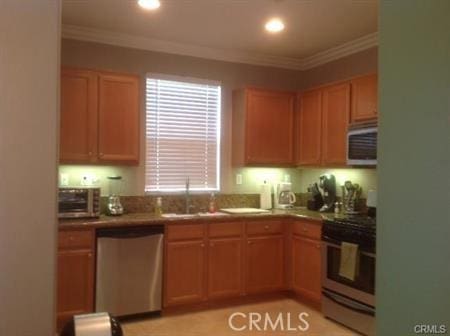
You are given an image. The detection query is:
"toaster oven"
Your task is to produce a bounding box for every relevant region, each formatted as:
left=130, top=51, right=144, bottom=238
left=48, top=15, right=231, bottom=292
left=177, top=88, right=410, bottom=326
left=58, top=187, right=100, bottom=218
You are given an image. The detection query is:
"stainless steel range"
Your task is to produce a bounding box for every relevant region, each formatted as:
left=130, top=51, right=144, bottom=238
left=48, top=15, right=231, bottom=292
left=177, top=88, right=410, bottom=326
left=321, top=216, right=376, bottom=336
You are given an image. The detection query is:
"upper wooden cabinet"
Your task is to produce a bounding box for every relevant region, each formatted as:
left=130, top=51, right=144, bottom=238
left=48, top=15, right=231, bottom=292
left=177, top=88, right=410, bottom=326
left=297, top=89, right=322, bottom=165
left=321, top=82, right=351, bottom=165
left=60, top=69, right=98, bottom=163
left=60, top=67, right=140, bottom=165
left=233, top=88, right=296, bottom=166
left=297, top=82, right=350, bottom=166
left=350, top=74, right=378, bottom=123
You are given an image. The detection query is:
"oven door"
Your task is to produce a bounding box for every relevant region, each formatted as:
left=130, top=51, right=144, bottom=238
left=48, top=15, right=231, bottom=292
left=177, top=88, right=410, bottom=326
left=322, top=241, right=375, bottom=306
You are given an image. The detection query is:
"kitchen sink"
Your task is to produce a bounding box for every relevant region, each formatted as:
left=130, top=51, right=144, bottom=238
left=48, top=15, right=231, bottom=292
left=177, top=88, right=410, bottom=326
left=162, top=212, right=229, bottom=218
left=161, top=213, right=197, bottom=218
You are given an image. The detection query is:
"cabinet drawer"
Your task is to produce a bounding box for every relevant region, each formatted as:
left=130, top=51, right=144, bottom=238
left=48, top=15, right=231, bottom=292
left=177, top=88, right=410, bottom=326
left=167, top=224, right=204, bottom=241
left=208, top=222, right=242, bottom=238
left=246, top=220, right=283, bottom=236
left=292, top=220, right=321, bottom=240
left=58, top=230, right=93, bottom=250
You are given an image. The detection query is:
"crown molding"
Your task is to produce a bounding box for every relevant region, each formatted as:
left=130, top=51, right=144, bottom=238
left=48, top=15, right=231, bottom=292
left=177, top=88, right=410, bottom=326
left=62, top=24, right=378, bottom=71
left=300, top=32, right=379, bottom=69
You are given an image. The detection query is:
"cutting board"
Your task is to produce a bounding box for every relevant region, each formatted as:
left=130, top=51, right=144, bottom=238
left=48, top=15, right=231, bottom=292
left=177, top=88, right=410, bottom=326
left=219, top=208, right=270, bottom=214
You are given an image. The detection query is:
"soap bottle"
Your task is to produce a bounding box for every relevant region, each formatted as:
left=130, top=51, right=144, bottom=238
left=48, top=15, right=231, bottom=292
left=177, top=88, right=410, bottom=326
left=208, top=193, right=216, bottom=213
left=155, top=197, right=163, bottom=217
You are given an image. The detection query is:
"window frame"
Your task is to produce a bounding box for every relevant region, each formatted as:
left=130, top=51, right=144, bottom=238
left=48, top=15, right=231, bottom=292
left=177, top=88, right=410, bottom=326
left=144, top=73, right=222, bottom=194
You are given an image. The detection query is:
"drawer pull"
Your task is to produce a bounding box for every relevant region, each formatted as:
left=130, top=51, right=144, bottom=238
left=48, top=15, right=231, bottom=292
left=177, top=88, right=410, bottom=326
left=69, top=236, right=75, bottom=241
left=264, top=225, right=269, bottom=230
left=302, top=228, right=308, bottom=232
left=200, top=243, right=205, bottom=248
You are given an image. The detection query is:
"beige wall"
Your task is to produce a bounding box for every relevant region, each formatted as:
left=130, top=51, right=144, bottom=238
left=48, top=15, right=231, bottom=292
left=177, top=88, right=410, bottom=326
left=61, top=38, right=301, bottom=195
left=0, top=1, right=60, bottom=335
left=300, top=47, right=378, bottom=89
left=60, top=40, right=378, bottom=196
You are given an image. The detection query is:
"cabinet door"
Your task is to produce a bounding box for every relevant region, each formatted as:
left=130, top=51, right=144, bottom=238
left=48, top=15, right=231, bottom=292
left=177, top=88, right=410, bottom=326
left=57, top=250, right=94, bottom=330
left=165, top=241, right=206, bottom=306
left=98, top=73, right=140, bottom=164
left=351, top=74, right=378, bottom=123
left=60, top=68, right=98, bottom=163
left=297, top=89, right=322, bottom=165
left=246, top=236, right=284, bottom=293
left=292, top=236, right=321, bottom=303
left=245, top=89, right=295, bottom=165
left=322, top=83, right=350, bottom=165
left=208, top=238, right=243, bottom=299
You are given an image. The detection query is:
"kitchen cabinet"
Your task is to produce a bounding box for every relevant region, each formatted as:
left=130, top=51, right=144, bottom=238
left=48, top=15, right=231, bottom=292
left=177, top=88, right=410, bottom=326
left=60, top=67, right=140, bottom=165
left=98, top=73, right=140, bottom=163
left=290, top=220, right=322, bottom=307
left=232, top=88, right=296, bottom=166
left=165, top=223, right=206, bottom=306
left=165, top=240, right=206, bottom=306
left=297, top=89, right=322, bottom=165
left=321, top=82, right=351, bottom=165
left=350, top=74, right=378, bottom=123
left=208, top=238, right=243, bottom=299
left=57, top=229, right=95, bottom=331
left=60, top=68, right=98, bottom=163
left=246, top=220, right=285, bottom=293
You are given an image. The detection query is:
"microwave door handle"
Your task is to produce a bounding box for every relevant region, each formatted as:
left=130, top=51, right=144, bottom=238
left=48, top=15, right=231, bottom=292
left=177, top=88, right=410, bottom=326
left=323, top=291, right=375, bottom=316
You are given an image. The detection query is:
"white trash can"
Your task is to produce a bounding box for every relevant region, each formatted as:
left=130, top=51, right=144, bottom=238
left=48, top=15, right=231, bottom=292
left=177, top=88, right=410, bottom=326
left=60, top=312, right=123, bottom=336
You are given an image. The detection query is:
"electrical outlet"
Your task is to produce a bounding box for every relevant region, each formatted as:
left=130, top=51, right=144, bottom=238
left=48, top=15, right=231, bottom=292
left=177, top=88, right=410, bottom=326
left=60, top=173, right=69, bottom=186
left=80, top=173, right=98, bottom=186
left=236, top=174, right=243, bottom=185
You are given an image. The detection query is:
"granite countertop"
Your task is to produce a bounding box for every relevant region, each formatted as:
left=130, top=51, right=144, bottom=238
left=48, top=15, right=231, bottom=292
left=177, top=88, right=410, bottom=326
left=59, top=208, right=336, bottom=230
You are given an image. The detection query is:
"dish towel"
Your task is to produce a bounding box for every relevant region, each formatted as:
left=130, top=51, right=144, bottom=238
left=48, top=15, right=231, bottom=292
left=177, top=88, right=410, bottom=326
left=339, top=242, right=359, bottom=281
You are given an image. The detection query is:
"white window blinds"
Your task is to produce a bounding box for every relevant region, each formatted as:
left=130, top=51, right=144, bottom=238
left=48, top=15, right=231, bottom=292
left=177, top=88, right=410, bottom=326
left=145, top=75, right=221, bottom=192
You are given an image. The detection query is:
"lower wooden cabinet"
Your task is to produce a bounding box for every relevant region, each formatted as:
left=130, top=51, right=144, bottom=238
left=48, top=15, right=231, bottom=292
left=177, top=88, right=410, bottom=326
left=246, top=235, right=284, bottom=293
left=292, top=235, right=322, bottom=303
left=57, top=229, right=94, bottom=331
left=208, top=238, right=243, bottom=299
left=165, top=240, right=206, bottom=306
left=291, top=220, right=322, bottom=306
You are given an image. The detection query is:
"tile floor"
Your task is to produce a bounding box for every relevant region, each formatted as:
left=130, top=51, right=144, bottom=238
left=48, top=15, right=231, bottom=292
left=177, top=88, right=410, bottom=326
left=122, top=299, right=357, bottom=336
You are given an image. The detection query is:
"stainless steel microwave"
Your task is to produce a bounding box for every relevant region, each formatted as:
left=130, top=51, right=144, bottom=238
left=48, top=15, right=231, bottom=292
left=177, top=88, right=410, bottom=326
left=58, top=187, right=101, bottom=218
left=347, top=124, right=377, bottom=166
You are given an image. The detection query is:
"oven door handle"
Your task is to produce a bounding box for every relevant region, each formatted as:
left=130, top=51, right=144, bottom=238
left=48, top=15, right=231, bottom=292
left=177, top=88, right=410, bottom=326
left=323, top=290, right=375, bottom=316
left=322, top=241, right=376, bottom=257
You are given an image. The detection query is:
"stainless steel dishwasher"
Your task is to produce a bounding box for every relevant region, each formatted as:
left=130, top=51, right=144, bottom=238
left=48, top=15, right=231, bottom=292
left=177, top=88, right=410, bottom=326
left=95, top=225, right=164, bottom=317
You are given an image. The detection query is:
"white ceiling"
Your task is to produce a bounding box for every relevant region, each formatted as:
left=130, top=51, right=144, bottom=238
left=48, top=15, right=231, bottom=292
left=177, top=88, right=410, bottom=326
left=62, top=0, right=378, bottom=69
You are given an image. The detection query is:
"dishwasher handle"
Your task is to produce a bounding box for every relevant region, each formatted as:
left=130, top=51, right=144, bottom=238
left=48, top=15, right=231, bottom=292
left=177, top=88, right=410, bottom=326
left=97, top=225, right=164, bottom=239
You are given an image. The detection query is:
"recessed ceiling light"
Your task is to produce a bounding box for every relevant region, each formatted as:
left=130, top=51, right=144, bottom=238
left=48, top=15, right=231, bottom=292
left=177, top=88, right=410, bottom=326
left=138, top=0, right=161, bottom=10
left=265, top=18, right=285, bottom=33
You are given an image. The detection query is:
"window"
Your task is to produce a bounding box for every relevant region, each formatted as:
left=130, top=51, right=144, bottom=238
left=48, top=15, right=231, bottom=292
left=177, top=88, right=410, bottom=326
left=145, top=74, right=221, bottom=192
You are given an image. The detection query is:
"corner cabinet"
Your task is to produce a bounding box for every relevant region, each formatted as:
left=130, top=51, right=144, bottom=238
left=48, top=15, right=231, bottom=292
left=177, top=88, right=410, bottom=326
left=232, top=88, right=296, bottom=166
left=60, top=67, right=140, bottom=165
